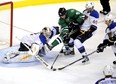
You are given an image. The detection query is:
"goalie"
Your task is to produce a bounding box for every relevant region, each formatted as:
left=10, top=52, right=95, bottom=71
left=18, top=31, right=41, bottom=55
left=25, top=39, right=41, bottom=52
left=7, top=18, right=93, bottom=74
left=3, top=26, right=59, bottom=63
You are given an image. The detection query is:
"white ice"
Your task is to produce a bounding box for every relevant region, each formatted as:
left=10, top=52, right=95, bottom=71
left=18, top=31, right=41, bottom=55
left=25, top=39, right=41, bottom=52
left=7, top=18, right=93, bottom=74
left=0, top=0, right=116, bottom=84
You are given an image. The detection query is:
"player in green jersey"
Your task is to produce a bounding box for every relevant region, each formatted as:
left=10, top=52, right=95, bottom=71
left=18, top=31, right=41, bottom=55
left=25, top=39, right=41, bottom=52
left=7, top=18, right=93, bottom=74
left=47, top=7, right=86, bottom=55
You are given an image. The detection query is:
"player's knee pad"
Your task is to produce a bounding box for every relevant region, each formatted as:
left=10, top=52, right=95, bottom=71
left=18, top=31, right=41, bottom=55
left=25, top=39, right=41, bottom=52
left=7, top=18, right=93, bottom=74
left=78, top=46, right=86, bottom=54
left=3, top=51, right=35, bottom=63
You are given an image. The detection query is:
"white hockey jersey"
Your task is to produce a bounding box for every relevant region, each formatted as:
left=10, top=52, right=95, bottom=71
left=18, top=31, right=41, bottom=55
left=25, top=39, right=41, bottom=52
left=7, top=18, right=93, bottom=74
left=104, top=22, right=116, bottom=40
left=81, top=9, right=99, bottom=33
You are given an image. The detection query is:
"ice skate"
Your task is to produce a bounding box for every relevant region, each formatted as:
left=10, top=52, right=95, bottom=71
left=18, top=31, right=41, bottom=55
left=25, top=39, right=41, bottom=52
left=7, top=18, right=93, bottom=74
left=64, top=49, right=71, bottom=55
left=82, top=55, right=90, bottom=64
left=70, top=48, right=75, bottom=55
left=64, top=48, right=75, bottom=55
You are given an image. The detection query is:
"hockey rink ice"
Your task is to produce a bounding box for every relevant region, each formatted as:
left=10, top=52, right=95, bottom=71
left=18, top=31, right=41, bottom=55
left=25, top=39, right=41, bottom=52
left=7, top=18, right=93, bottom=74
left=0, top=0, right=116, bottom=84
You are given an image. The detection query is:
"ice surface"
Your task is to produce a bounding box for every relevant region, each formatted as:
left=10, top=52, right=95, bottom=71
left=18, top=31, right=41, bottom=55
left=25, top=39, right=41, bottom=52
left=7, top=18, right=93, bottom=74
left=0, top=0, right=116, bottom=84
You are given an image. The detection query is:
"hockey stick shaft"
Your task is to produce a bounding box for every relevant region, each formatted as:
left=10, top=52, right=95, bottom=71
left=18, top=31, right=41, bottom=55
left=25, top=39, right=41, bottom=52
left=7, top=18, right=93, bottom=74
left=58, top=50, right=97, bottom=70
left=51, top=45, right=64, bottom=69
left=35, top=55, right=49, bottom=67
left=51, top=54, right=59, bottom=69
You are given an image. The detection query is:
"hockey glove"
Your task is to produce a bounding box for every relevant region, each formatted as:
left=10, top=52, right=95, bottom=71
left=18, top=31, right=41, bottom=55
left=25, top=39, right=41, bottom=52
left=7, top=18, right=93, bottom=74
left=97, top=39, right=113, bottom=53
left=104, top=39, right=114, bottom=46
left=53, top=26, right=60, bottom=35
left=68, top=21, right=80, bottom=31
left=84, top=25, right=97, bottom=37
left=97, top=43, right=106, bottom=53
left=63, top=33, right=70, bottom=44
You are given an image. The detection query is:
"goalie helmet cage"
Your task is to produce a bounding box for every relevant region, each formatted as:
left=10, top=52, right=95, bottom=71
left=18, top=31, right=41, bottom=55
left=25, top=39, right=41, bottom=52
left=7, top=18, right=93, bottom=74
left=0, top=1, right=13, bottom=48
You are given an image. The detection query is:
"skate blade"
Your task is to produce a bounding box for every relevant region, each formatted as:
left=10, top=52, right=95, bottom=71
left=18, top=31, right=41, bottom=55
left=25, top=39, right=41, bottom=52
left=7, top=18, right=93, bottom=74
left=82, top=61, right=90, bottom=65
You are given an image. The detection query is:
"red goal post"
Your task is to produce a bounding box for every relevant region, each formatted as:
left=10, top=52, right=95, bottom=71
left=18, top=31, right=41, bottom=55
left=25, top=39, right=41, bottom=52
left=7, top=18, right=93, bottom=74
left=0, top=1, right=13, bottom=47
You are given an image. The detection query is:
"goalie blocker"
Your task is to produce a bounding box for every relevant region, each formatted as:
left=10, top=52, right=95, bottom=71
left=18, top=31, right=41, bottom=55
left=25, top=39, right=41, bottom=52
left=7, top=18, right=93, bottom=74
left=3, top=26, right=60, bottom=63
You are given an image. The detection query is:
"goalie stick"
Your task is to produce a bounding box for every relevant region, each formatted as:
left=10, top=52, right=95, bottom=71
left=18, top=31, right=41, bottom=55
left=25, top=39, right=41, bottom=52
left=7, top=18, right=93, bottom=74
left=16, top=36, right=56, bottom=71
left=53, top=50, right=97, bottom=70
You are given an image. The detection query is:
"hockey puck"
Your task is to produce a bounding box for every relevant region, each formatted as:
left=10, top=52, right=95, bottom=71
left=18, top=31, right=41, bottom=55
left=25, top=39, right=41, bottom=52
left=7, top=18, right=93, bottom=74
left=52, top=68, right=57, bottom=71
left=113, top=61, right=116, bottom=64
left=51, top=66, right=53, bottom=69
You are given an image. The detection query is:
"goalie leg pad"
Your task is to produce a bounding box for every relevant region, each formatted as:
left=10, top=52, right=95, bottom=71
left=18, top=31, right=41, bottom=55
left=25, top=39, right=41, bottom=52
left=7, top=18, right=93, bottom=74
left=3, top=51, right=36, bottom=63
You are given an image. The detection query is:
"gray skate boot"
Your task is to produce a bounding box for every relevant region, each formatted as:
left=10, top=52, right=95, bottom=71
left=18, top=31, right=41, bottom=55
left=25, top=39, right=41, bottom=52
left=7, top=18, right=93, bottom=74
left=70, top=48, right=75, bottom=55
left=64, top=49, right=71, bottom=55
left=64, top=48, right=75, bottom=55
left=82, top=55, right=89, bottom=64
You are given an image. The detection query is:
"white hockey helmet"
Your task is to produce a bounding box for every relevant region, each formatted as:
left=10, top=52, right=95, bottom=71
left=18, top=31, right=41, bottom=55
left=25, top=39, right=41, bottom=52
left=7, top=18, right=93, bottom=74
left=104, top=14, right=113, bottom=21
left=85, top=2, right=94, bottom=9
left=103, top=65, right=113, bottom=76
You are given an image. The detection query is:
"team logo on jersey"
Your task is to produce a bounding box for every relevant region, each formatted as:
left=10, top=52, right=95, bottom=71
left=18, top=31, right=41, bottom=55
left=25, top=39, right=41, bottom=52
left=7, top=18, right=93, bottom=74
left=71, top=10, right=74, bottom=13
left=76, top=12, right=80, bottom=15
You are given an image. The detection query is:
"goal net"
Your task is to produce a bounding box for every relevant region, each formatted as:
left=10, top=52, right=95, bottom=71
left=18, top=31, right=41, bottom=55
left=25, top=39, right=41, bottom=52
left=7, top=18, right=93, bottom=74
left=0, top=1, right=13, bottom=49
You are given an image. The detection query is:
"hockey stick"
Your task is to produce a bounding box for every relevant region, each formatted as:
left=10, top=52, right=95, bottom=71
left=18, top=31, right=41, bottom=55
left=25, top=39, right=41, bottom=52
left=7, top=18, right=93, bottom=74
left=54, top=50, right=97, bottom=70
left=51, top=45, right=64, bottom=69
left=16, top=36, right=56, bottom=71
left=51, top=54, right=59, bottom=69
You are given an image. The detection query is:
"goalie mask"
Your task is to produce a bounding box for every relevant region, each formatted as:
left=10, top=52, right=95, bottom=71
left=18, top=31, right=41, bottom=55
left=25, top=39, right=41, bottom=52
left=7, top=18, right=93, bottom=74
left=42, top=27, right=51, bottom=38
